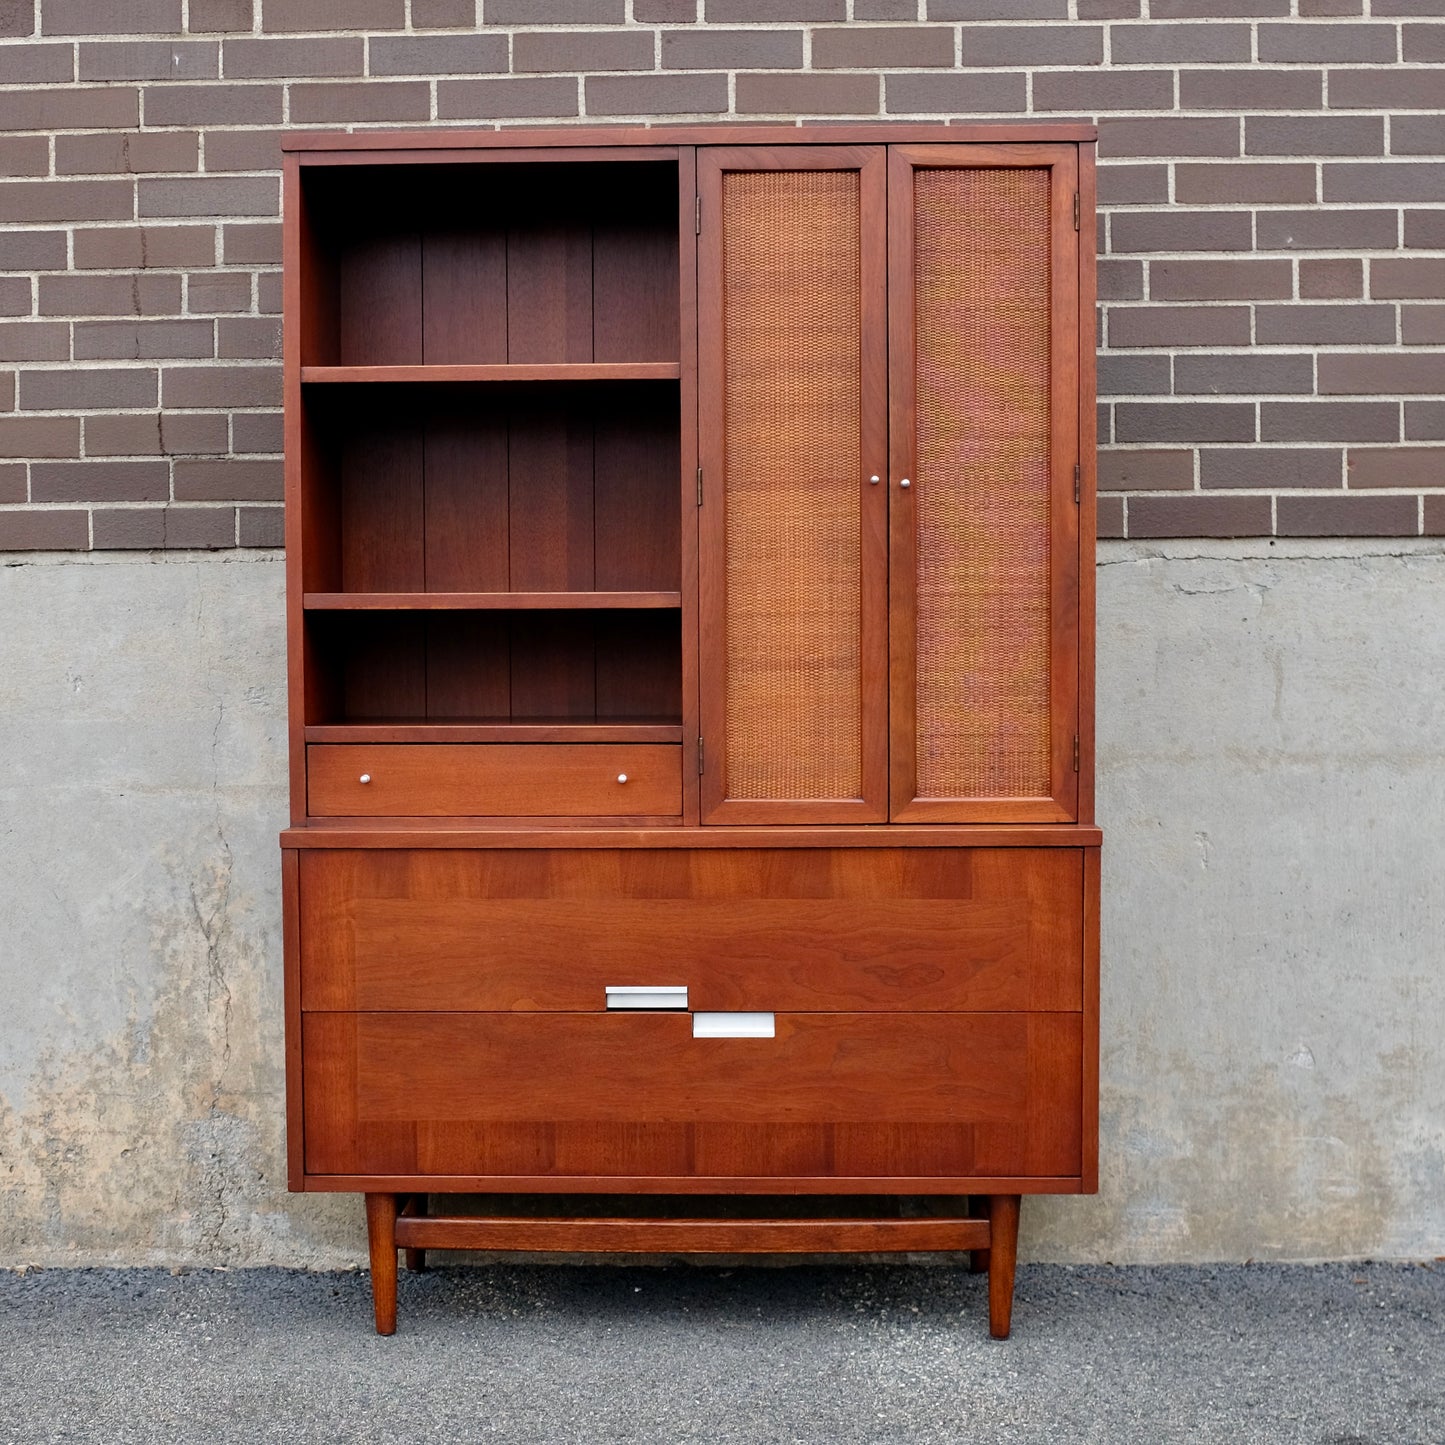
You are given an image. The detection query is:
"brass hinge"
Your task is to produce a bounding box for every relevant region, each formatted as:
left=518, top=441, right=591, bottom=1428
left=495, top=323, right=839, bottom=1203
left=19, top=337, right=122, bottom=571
left=1073, top=735, right=1080, bottom=772
left=1074, top=462, right=1081, bottom=504
left=695, top=195, right=701, bottom=234
left=1073, top=192, right=1080, bottom=231
left=697, top=465, right=703, bottom=506
left=698, top=737, right=705, bottom=775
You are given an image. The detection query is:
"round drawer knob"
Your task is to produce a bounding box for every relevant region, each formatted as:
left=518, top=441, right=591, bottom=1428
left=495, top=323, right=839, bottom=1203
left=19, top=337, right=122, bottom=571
left=359, top=773, right=371, bottom=784
left=899, top=477, right=911, bottom=489
left=617, top=773, right=628, bottom=784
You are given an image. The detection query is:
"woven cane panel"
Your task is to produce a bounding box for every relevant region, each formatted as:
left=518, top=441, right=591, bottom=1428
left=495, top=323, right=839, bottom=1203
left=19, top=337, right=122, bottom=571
left=914, top=168, right=1052, bottom=800
left=722, top=170, right=863, bottom=800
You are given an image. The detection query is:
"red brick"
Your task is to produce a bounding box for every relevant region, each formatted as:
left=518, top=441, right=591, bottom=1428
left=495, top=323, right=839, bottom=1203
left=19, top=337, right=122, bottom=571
left=637, top=0, right=696, bottom=15
left=736, top=72, right=880, bottom=114
left=0, top=136, right=48, bottom=177
left=1099, top=117, right=1239, bottom=158
left=1302, top=0, right=1362, bottom=11
left=85, top=412, right=229, bottom=455
left=222, top=37, right=363, bottom=77
left=1259, top=22, right=1397, bottom=60
left=1175, top=354, right=1314, bottom=395
left=1347, top=446, right=1445, bottom=487
left=1402, top=22, right=1445, bottom=58
left=1117, top=402, right=1256, bottom=443
left=74, top=226, right=216, bottom=270
left=1098, top=402, right=1113, bottom=444
left=929, top=0, right=1068, bottom=14
left=56, top=131, right=199, bottom=175
left=1108, top=305, right=1252, bottom=348
left=1255, top=209, right=1397, bottom=250
left=238, top=505, right=284, bottom=546
left=437, top=77, right=580, bottom=120
left=138, top=176, right=279, bottom=218
left=0, top=87, right=139, bottom=130
left=175, top=457, right=281, bottom=500
left=1319, top=354, right=1445, bottom=395
left=39, top=273, right=183, bottom=316
left=0, top=276, right=29, bottom=316
left=1111, top=211, right=1251, bottom=252
left=290, top=81, right=430, bottom=123
left=1152, top=259, right=1293, bottom=301
left=885, top=73, right=1027, bottom=114
left=1379, top=0, right=1445, bottom=13
left=1033, top=70, right=1174, bottom=110
left=1256, top=304, right=1395, bottom=344
left=1097, top=493, right=1125, bottom=537
left=162, top=364, right=280, bottom=407
left=1175, top=162, right=1317, bottom=204
left=1098, top=355, right=1172, bottom=396
left=218, top=317, right=281, bottom=358
left=256, top=272, right=282, bottom=313
left=1329, top=68, right=1445, bottom=108
left=0, top=324, right=69, bottom=362
left=1425, top=495, right=1445, bottom=533
left=202, top=130, right=284, bottom=172
left=1098, top=259, right=1145, bottom=300
left=961, top=22, right=1103, bottom=66
left=1261, top=401, right=1399, bottom=442
left=1406, top=401, right=1445, bottom=438
left=1326, top=162, right=1445, bottom=203
left=589, top=73, right=732, bottom=115
left=515, top=30, right=654, bottom=72
left=43, top=0, right=181, bottom=34
left=411, top=0, right=476, bottom=23
left=0, top=465, right=22, bottom=502
left=1129, top=494, right=1273, bottom=538
left=368, top=34, right=504, bottom=74
left=489, top=0, right=623, bottom=14
left=1110, top=22, right=1251, bottom=61
left=0, top=43, right=73, bottom=81
left=1098, top=448, right=1194, bottom=490
left=0, top=510, right=89, bottom=548
left=186, top=273, right=252, bottom=314
left=1246, top=115, right=1383, bottom=156
left=814, top=25, right=954, bottom=67
left=1392, top=116, right=1445, bottom=154
left=1405, top=210, right=1445, bottom=247
left=262, top=0, right=404, bottom=29
left=92, top=508, right=166, bottom=548
left=0, top=416, right=81, bottom=457
left=188, top=0, right=254, bottom=30
left=19, top=367, right=158, bottom=409
left=142, top=83, right=282, bottom=126
left=1098, top=164, right=1169, bottom=205
left=223, top=224, right=280, bottom=265
left=32, top=460, right=170, bottom=502
left=1373, top=257, right=1445, bottom=298
left=158, top=505, right=237, bottom=548
left=1277, top=493, right=1418, bottom=535
left=1155, top=0, right=1285, bottom=12
left=1200, top=448, right=1343, bottom=488
left=74, top=320, right=215, bottom=360
left=662, top=29, right=803, bottom=68
left=1299, top=258, right=1363, bottom=299
left=705, top=0, right=839, bottom=15
left=79, top=39, right=218, bottom=79
left=1179, top=68, right=1322, bottom=109
left=233, top=412, right=282, bottom=452
left=1080, top=0, right=1140, bottom=15
left=1402, top=304, right=1445, bottom=344
left=0, top=0, right=34, bottom=34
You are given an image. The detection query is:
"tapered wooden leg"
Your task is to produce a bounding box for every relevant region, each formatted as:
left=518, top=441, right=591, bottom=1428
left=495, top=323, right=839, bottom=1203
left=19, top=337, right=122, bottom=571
left=365, top=1192, right=399, bottom=1336
left=967, top=1196, right=989, bottom=1274
left=987, top=1194, right=1021, bottom=1339
left=404, top=1194, right=427, bottom=1273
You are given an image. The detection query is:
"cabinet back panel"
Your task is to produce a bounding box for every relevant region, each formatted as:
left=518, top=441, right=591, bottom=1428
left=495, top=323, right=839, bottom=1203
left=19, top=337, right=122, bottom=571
left=913, top=168, right=1053, bottom=800
left=422, top=406, right=510, bottom=592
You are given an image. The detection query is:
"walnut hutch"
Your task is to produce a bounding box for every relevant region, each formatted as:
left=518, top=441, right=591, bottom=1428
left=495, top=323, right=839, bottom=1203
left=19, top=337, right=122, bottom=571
left=280, top=123, right=1099, bottom=1339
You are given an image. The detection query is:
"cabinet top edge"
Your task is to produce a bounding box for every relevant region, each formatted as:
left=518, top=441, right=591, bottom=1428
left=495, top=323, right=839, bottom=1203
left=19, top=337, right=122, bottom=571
left=282, top=123, right=1097, bottom=156
left=280, top=824, right=1103, bottom=849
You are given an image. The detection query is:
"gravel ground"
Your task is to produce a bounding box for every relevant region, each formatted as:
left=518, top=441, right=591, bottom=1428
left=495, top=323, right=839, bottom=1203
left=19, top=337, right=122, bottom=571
left=0, top=1261, right=1440, bottom=1444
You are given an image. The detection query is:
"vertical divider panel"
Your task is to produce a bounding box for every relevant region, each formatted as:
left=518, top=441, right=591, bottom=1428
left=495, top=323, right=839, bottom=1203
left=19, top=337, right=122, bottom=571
left=697, top=146, right=888, bottom=825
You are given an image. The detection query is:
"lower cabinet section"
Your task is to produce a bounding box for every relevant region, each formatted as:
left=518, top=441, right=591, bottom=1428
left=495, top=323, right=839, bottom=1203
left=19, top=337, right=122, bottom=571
left=301, top=1010, right=1082, bottom=1182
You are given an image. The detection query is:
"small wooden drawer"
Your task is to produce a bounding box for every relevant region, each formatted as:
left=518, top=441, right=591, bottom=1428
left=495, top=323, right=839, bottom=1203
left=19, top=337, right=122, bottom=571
left=306, top=743, right=682, bottom=817
left=302, top=1010, right=1083, bottom=1181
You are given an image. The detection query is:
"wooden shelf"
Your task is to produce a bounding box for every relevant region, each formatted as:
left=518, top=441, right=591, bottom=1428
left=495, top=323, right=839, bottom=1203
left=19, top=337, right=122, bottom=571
left=304, top=591, right=682, bottom=611
left=301, top=363, right=681, bottom=384
left=305, top=719, right=683, bottom=744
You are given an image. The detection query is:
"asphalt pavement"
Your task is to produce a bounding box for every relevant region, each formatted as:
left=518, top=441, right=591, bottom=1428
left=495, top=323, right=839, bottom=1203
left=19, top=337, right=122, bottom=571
left=1, top=1261, right=1441, bottom=1444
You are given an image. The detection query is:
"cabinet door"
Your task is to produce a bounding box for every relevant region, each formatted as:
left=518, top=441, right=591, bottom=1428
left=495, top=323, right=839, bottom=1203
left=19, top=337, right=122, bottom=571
left=888, top=145, right=1081, bottom=823
left=697, top=146, right=889, bottom=824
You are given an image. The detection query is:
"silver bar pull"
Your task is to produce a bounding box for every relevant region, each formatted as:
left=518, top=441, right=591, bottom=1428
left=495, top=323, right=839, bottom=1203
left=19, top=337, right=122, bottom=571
left=606, top=986, right=688, bottom=1011
left=692, top=1012, right=775, bottom=1039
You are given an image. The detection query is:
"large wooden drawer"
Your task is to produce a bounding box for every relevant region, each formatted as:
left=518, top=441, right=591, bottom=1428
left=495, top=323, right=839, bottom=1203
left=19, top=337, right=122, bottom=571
left=306, top=743, right=682, bottom=817
left=300, top=847, right=1084, bottom=1012
left=302, top=1011, right=1082, bottom=1180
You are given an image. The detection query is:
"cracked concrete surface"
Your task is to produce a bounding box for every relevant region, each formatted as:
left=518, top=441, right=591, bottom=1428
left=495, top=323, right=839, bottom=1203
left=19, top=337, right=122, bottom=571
left=1, top=543, right=1443, bottom=1267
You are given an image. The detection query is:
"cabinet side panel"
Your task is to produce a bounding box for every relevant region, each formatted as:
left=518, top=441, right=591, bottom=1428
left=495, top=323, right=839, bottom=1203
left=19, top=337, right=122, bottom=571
left=912, top=167, right=1054, bottom=802
left=721, top=170, right=863, bottom=802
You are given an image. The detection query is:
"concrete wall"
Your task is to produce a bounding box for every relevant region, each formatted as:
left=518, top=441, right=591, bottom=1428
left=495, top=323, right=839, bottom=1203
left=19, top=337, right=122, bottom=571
left=1, top=541, right=1442, bottom=1266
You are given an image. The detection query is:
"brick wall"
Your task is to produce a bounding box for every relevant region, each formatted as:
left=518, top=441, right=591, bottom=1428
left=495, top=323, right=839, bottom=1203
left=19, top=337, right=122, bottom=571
left=0, top=0, right=1440, bottom=547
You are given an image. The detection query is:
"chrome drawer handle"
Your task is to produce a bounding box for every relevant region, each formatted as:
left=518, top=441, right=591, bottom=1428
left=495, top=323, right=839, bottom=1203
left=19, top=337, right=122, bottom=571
left=606, top=986, right=688, bottom=1011
left=693, top=1012, right=775, bottom=1039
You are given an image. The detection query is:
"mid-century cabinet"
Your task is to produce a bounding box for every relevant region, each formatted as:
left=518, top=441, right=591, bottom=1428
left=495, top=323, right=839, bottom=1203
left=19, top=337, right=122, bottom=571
left=280, top=124, right=1099, bottom=1339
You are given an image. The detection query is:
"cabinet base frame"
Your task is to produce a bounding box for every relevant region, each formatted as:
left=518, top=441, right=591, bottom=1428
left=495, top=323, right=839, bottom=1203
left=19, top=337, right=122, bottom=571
left=363, top=1191, right=1022, bottom=1340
